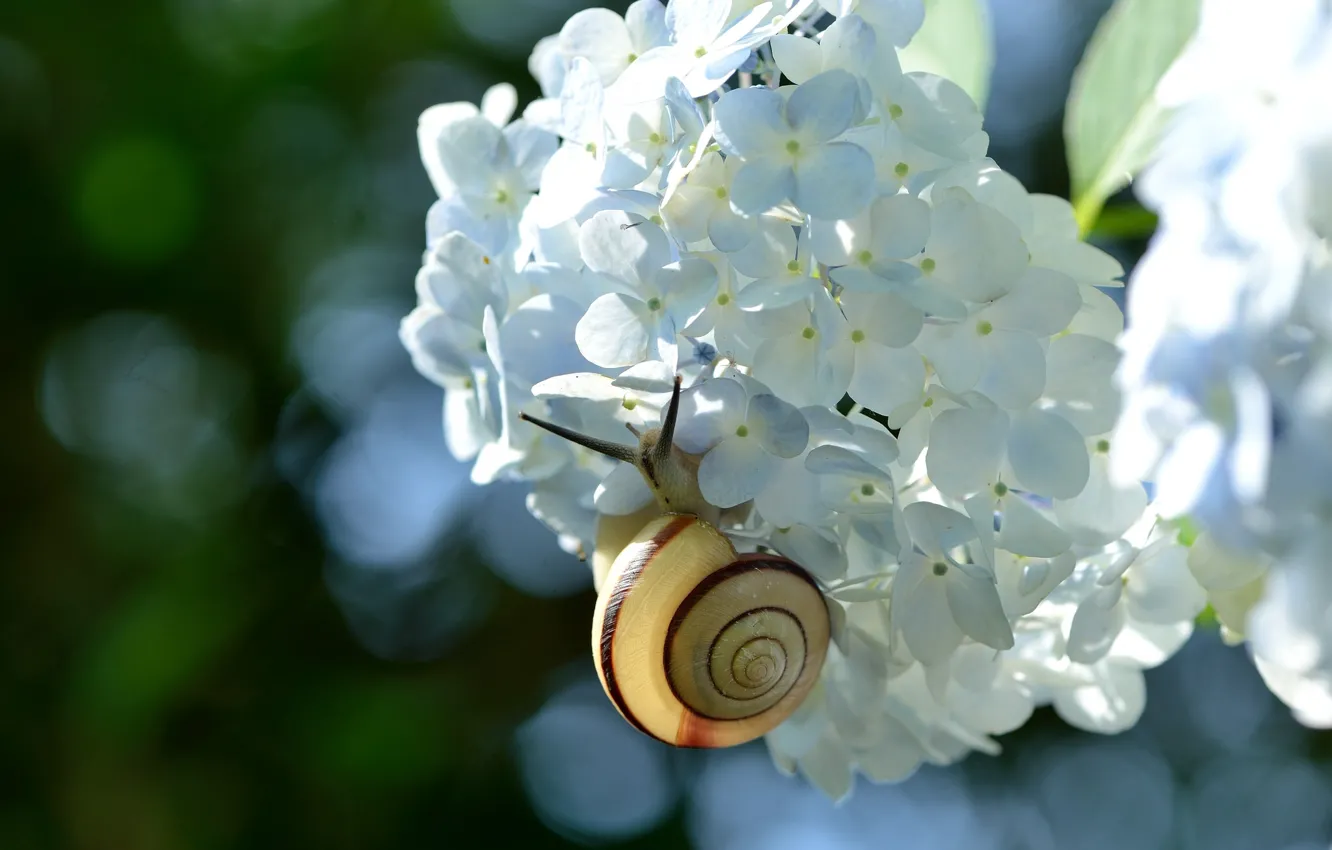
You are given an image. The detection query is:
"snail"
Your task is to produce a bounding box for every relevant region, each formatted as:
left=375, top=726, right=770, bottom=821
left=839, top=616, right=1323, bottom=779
left=519, top=376, right=831, bottom=748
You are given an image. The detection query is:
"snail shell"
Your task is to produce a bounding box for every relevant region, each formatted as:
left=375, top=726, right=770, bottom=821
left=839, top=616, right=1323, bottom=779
left=592, top=514, right=831, bottom=748
left=521, top=376, right=831, bottom=748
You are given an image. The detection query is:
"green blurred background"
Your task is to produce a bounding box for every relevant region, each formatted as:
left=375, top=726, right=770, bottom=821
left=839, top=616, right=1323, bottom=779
left=3, top=1, right=1331, bottom=848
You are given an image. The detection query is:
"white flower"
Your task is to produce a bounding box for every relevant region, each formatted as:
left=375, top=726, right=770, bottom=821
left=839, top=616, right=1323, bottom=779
left=399, top=0, right=1187, bottom=801
left=751, top=287, right=854, bottom=407
left=556, top=2, right=670, bottom=88
left=891, top=502, right=1014, bottom=666
left=419, top=87, right=557, bottom=254
left=574, top=210, right=717, bottom=369
left=770, top=14, right=878, bottom=85
left=672, top=375, right=810, bottom=506
left=810, top=191, right=930, bottom=291
left=926, top=404, right=1090, bottom=502
left=1108, top=0, right=1332, bottom=728
left=610, top=0, right=812, bottom=101
left=817, top=0, right=924, bottom=49
left=662, top=150, right=758, bottom=251
left=713, top=69, right=875, bottom=219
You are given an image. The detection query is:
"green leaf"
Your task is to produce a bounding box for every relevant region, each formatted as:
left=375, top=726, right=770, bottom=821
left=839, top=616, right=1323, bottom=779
left=898, top=0, right=994, bottom=111
left=1065, top=0, right=1201, bottom=235
left=1090, top=203, right=1159, bottom=240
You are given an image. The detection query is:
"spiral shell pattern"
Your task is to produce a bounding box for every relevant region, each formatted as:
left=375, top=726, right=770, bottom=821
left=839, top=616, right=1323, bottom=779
left=592, top=514, right=831, bottom=748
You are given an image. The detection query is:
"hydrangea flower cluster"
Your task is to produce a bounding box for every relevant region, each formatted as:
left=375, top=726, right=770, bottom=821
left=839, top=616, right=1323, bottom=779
left=1111, top=0, right=1332, bottom=729
left=402, top=0, right=1205, bottom=798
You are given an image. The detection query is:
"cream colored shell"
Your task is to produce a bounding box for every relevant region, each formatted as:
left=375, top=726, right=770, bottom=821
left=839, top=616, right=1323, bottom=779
left=591, top=514, right=831, bottom=748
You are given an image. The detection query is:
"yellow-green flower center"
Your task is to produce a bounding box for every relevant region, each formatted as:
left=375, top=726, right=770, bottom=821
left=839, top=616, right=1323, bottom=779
left=801, top=326, right=816, bottom=340
left=735, top=424, right=749, bottom=437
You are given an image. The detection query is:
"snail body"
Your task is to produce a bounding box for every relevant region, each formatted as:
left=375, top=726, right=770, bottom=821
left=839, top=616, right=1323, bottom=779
left=520, top=377, right=830, bottom=748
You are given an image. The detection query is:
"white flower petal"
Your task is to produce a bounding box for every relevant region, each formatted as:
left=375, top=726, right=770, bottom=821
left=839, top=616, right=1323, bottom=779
left=770, top=33, right=823, bottom=84
left=844, top=290, right=923, bottom=347
left=1125, top=544, right=1207, bottom=625
left=975, top=330, right=1045, bottom=410
left=560, top=8, right=635, bottom=85
left=713, top=85, right=788, bottom=157
left=996, top=495, right=1071, bottom=558
left=916, top=322, right=983, bottom=393
left=675, top=377, right=748, bottom=452
left=904, top=501, right=978, bottom=555
left=480, top=82, right=518, bottom=126
left=730, top=159, right=796, bottom=216
left=1054, top=452, right=1148, bottom=546
left=594, top=461, right=656, bottom=514
left=869, top=192, right=930, bottom=259
left=793, top=142, right=876, bottom=220
left=945, top=567, right=1014, bottom=650
left=707, top=206, right=758, bottom=252
left=986, top=267, right=1082, bottom=335
left=1252, top=656, right=1332, bottom=729
left=699, top=435, right=773, bottom=507
left=1053, top=663, right=1146, bottom=734
left=753, top=334, right=852, bottom=408
left=770, top=525, right=847, bottom=582
left=1043, top=334, right=1121, bottom=436
left=1067, top=582, right=1125, bottom=664
left=848, top=343, right=924, bottom=413
left=786, top=69, right=864, bottom=142
left=735, top=276, right=822, bottom=310
left=1006, top=409, right=1089, bottom=500
left=578, top=210, right=670, bottom=284
left=893, top=558, right=964, bottom=665
left=727, top=217, right=797, bottom=278
left=559, top=57, right=606, bottom=146
left=444, top=387, right=492, bottom=461
left=924, top=188, right=1027, bottom=303
left=806, top=444, right=892, bottom=481
left=926, top=406, right=1007, bottom=498
left=749, top=393, right=810, bottom=458
left=575, top=293, right=651, bottom=367
left=797, top=734, right=855, bottom=803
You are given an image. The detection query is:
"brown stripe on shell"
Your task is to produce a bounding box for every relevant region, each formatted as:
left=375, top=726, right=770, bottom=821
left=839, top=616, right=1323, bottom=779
left=598, top=513, right=696, bottom=740
left=674, top=711, right=721, bottom=748
left=663, top=556, right=821, bottom=726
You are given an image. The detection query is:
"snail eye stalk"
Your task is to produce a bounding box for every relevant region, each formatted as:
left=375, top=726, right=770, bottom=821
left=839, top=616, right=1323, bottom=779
left=519, top=412, right=638, bottom=464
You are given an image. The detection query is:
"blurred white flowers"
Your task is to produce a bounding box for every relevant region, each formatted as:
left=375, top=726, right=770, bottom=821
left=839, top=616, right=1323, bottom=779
left=401, top=0, right=1211, bottom=800
left=1111, top=0, right=1332, bottom=730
